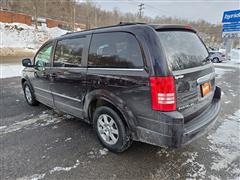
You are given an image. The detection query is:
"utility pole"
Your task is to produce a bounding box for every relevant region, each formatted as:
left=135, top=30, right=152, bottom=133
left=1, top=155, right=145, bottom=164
left=0, top=0, right=3, bottom=10
left=86, top=2, right=90, bottom=29
left=138, top=3, right=144, bottom=19
left=73, top=5, right=75, bottom=31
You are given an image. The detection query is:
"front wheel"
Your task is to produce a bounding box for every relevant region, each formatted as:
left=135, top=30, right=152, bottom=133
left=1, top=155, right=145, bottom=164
left=23, top=81, right=39, bottom=106
left=93, top=106, right=132, bottom=153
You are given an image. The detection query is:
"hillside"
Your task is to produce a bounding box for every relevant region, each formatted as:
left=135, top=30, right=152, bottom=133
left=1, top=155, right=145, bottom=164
left=3, top=0, right=224, bottom=48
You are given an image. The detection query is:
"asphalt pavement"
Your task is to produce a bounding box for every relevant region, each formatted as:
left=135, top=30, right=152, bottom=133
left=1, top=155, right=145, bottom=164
left=0, top=62, right=239, bottom=180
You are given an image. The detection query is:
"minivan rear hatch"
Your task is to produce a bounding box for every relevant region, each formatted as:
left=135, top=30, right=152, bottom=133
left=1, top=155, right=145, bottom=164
left=157, top=29, right=215, bottom=122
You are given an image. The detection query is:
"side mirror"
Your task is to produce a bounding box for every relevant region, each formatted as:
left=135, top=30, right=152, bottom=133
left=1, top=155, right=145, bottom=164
left=22, top=58, right=32, bottom=67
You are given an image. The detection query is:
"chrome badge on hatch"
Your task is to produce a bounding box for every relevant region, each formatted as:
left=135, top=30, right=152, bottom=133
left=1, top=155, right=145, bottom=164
left=174, top=75, right=184, bottom=80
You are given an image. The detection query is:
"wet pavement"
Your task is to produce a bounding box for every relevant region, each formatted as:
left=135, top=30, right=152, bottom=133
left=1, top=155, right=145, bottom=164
left=0, top=62, right=239, bottom=180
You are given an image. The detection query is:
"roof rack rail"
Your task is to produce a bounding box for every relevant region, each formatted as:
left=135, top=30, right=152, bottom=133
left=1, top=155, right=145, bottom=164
left=119, top=22, right=146, bottom=25
left=62, top=22, right=147, bottom=36
left=90, top=22, right=146, bottom=30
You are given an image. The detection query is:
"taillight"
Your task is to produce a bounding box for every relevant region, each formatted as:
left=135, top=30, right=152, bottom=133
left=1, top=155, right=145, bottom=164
left=150, top=76, right=176, bottom=111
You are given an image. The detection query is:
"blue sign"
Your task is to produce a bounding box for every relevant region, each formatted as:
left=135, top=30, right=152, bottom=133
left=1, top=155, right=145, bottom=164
left=222, top=10, right=240, bottom=23
left=223, top=23, right=240, bottom=28
left=223, top=28, right=240, bottom=32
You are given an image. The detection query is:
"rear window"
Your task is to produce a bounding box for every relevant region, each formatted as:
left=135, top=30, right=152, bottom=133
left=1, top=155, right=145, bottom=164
left=157, top=31, right=209, bottom=71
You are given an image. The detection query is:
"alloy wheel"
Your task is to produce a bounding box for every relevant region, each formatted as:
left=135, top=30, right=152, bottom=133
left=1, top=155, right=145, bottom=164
left=25, top=85, right=32, bottom=103
left=97, top=114, right=119, bottom=145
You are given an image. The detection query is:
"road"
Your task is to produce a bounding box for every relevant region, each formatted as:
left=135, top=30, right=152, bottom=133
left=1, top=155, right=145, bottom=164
left=0, top=61, right=239, bottom=180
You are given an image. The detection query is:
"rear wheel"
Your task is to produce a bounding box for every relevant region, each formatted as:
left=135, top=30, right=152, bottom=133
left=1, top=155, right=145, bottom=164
left=213, top=57, right=220, bottom=63
left=23, top=81, right=39, bottom=106
left=93, top=106, right=132, bottom=153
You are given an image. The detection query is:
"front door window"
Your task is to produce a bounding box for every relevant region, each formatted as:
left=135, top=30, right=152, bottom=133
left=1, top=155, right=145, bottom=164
left=35, top=42, right=53, bottom=71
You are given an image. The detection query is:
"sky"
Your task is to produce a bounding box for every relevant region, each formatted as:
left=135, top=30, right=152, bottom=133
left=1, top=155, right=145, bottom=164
left=89, top=0, right=239, bottom=24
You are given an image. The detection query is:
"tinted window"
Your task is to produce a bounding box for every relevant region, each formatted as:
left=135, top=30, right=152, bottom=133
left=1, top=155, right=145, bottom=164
left=88, top=32, right=143, bottom=68
left=157, top=31, right=209, bottom=71
left=35, top=42, right=53, bottom=70
left=54, top=37, right=86, bottom=67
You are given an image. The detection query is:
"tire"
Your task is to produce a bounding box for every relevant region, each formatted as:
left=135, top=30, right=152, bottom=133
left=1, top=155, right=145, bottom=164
left=23, top=81, right=39, bottom=106
left=93, top=106, right=132, bottom=153
left=213, top=57, right=220, bottom=63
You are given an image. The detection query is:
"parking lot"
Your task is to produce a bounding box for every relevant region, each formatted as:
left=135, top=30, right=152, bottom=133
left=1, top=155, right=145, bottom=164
left=0, top=61, right=239, bottom=180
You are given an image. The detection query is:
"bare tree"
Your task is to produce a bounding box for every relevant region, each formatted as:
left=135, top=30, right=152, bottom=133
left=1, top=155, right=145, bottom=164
left=31, top=0, right=38, bottom=30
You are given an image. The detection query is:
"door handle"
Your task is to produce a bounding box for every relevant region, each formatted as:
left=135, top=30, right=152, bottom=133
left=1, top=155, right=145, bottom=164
left=49, top=73, right=57, bottom=78
left=42, top=72, right=48, bottom=77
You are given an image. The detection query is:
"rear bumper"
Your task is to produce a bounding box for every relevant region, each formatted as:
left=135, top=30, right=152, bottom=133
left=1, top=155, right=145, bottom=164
left=135, top=86, right=221, bottom=148
left=181, top=97, right=220, bottom=146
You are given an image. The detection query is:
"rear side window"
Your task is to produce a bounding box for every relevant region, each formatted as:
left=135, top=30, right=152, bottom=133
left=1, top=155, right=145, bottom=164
left=54, top=37, right=87, bottom=67
left=157, top=31, right=209, bottom=71
left=88, top=32, right=144, bottom=68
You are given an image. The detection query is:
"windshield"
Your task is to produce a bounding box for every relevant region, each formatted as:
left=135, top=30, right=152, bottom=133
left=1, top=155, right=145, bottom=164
left=157, top=31, right=209, bottom=71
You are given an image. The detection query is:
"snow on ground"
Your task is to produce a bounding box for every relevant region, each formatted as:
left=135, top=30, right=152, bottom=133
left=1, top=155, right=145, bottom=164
left=0, top=22, right=68, bottom=50
left=87, top=148, right=109, bottom=159
left=152, top=148, right=207, bottom=179
left=214, top=60, right=240, bottom=68
left=152, top=110, right=240, bottom=179
left=0, top=63, right=23, bottom=79
left=207, top=110, right=240, bottom=176
left=214, top=67, right=235, bottom=79
left=17, top=160, right=80, bottom=180
left=16, top=173, right=46, bottom=180
left=0, top=110, right=67, bottom=135
left=181, top=152, right=206, bottom=179
left=49, top=160, right=80, bottom=174
left=64, top=137, right=72, bottom=142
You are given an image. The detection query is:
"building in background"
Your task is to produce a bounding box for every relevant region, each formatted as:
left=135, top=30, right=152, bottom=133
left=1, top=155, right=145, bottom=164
left=0, top=10, right=86, bottom=31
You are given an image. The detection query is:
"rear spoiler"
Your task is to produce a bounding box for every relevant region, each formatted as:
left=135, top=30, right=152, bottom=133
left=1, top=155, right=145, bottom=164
left=150, top=24, right=197, bottom=33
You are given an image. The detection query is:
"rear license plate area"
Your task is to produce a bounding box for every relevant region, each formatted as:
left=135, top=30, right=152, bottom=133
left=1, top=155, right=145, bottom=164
left=200, top=82, right=211, bottom=97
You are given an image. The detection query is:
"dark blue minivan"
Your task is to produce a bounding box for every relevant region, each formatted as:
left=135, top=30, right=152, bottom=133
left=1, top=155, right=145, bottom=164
left=21, top=23, right=221, bottom=152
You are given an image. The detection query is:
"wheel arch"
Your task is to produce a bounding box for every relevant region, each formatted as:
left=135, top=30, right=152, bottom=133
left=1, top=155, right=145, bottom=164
left=213, top=57, right=220, bottom=62
left=88, top=98, right=127, bottom=125
left=21, top=77, right=35, bottom=93
left=83, top=90, right=138, bottom=134
left=21, top=78, right=27, bottom=87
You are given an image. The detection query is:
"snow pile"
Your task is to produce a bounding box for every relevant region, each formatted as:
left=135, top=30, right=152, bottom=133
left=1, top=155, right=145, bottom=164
left=230, top=49, right=240, bottom=63
left=0, top=22, right=68, bottom=50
